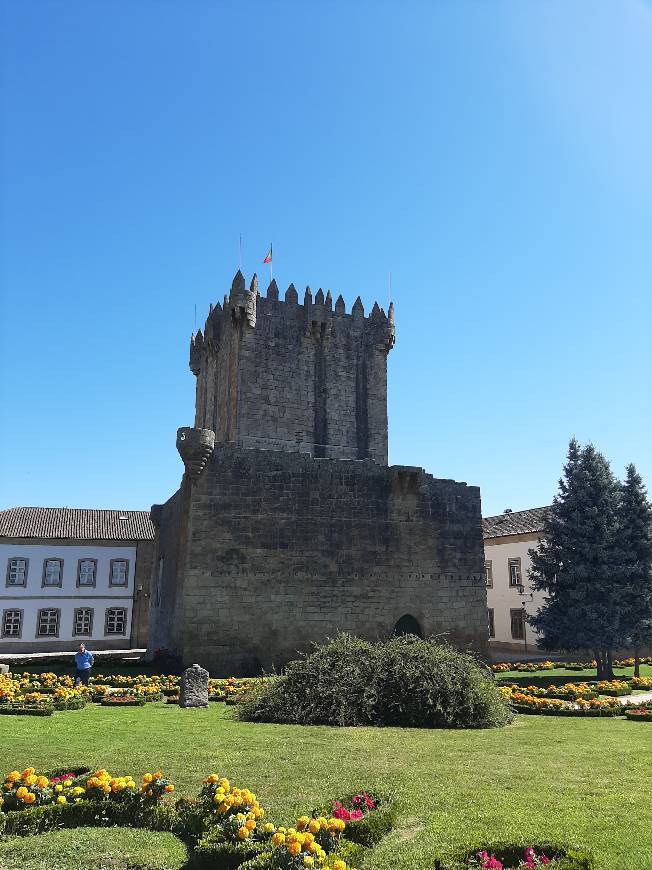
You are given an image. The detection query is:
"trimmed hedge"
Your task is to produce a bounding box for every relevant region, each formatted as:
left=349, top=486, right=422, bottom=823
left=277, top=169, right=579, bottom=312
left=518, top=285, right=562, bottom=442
left=192, top=833, right=266, bottom=869
left=625, top=709, right=652, bottom=722
left=0, top=796, right=372, bottom=870
left=435, top=841, right=595, bottom=869
left=0, top=705, right=53, bottom=717
left=0, top=800, right=179, bottom=839
left=512, top=705, right=621, bottom=718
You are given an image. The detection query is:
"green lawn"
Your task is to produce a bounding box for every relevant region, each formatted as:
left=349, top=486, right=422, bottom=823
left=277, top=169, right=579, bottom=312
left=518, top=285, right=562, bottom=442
left=496, top=664, right=652, bottom=688
left=0, top=827, right=188, bottom=869
left=1, top=703, right=650, bottom=869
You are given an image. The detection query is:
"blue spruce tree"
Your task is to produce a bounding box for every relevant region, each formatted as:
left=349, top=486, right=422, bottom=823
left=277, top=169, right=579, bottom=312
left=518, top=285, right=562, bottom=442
left=528, top=439, right=624, bottom=679
left=618, top=464, right=652, bottom=677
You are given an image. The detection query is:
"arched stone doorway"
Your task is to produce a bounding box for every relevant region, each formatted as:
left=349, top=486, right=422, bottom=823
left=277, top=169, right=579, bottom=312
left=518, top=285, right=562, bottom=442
left=392, top=614, right=423, bottom=638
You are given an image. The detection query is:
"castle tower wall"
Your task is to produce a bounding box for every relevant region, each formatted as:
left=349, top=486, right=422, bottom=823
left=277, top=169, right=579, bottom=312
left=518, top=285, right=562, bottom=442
left=190, top=274, right=394, bottom=463
left=149, top=445, right=487, bottom=675
left=149, top=271, right=488, bottom=673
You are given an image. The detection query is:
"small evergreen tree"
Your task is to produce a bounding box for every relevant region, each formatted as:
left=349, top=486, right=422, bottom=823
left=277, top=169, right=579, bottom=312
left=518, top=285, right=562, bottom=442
left=528, top=439, right=624, bottom=679
left=618, top=464, right=652, bottom=677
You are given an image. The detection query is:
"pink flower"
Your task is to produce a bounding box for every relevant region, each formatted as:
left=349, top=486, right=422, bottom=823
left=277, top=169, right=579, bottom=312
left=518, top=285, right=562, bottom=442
left=350, top=809, right=363, bottom=820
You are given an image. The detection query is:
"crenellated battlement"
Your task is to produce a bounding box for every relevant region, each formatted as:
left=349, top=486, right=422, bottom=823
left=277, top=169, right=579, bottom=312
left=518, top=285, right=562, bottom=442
left=188, top=270, right=393, bottom=464
left=191, top=271, right=395, bottom=373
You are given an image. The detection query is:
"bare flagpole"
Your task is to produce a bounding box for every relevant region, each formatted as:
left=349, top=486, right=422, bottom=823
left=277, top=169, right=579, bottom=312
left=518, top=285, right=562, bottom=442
left=239, top=234, right=242, bottom=271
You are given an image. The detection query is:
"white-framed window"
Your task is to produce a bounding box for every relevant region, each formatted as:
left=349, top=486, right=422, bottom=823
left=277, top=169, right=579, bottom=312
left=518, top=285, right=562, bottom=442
left=510, top=608, right=525, bottom=640
left=2, top=609, right=23, bottom=638
left=508, top=558, right=522, bottom=587
left=37, top=608, right=60, bottom=637
left=109, top=559, right=129, bottom=587
left=488, top=608, right=495, bottom=639
left=42, top=558, right=63, bottom=587
left=105, top=607, right=127, bottom=635
left=6, top=557, right=28, bottom=586
left=73, top=607, right=94, bottom=636
left=77, top=559, right=97, bottom=587
left=485, top=560, right=493, bottom=588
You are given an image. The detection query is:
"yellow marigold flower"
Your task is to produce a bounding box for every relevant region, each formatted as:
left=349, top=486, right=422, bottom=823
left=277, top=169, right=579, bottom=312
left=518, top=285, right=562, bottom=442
left=263, top=823, right=275, bottom=834
left=16, top=787, right=28, bottom=799
left=55, top=784, right=63, bottom=793
left=164, top=784, right=174, bottom=793
left=219, top=778, right=230, bottom=790
left=103, top=785, right=111, bottom=795
left=154, top=771, right=163, bottom=779
left=23, top=768, right=35, bottom=777
left=7, top=771, right=20, bottom=783
left=36, top=777, right=49, bottom=789
left=254, top=808, right=265, bottom=819
left=246, top=819, right=256, bottom=831
left=288, top=842, right=302, bottom=857
left=237, top=826, right=250, bottom=841
left=143, top=774, right=153, bottom=783
left=297, top=816, right=310, bottom=831
left=25, top=775, right=37, bottom=786
left=271, top=833, right=286, bottom=847
left=24, top=792, right=36, bottom=804
left=332, top=861, right=347, bottom=870
left=303, top=858, right=314, bottom=868
left=309, top=819, right=320, bottom=834
left=57, top=796, right=67, bottom=805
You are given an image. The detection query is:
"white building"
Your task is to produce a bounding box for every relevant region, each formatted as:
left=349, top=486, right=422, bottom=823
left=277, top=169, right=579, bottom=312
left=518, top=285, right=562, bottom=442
left=483, top=506, right=549, bottom=652
left=0, top=507, right=154, bottom=653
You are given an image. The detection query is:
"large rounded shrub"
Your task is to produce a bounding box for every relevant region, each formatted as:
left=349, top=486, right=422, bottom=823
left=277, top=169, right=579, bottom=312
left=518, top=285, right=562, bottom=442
left=237, top=634, right=512, bottom=728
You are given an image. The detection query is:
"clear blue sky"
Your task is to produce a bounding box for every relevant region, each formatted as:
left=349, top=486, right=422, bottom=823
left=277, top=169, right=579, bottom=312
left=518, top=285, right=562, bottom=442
left=1, top=1, right=650, bottom=518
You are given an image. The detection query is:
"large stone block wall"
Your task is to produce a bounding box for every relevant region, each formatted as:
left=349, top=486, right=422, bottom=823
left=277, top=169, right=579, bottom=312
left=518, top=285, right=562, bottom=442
left=149, top=446, right=488, bottom=675
left=190, top=274, right=393, bottom=463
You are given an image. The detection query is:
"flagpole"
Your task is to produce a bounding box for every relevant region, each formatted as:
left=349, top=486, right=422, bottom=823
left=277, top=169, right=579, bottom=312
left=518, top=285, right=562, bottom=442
left=270, top=243, right=273, bottom=283
left=389, top=271, right=392, bottom=308
left=238, top=234, right=242, bottom=271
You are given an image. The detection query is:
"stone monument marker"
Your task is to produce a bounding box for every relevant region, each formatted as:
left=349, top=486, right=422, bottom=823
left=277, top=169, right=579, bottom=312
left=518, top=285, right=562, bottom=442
left=179, top=663, right=209, bottom=708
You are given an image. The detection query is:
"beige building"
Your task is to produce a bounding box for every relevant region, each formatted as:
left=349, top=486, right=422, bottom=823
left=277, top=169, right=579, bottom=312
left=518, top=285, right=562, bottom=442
left=0, top=508, right=155, bottom=654
left=483, top=507, right=550, bottom=652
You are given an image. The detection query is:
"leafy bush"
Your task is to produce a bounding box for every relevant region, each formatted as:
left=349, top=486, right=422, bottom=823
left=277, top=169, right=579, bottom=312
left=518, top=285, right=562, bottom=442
left=238, top=634, right=512, bottom=729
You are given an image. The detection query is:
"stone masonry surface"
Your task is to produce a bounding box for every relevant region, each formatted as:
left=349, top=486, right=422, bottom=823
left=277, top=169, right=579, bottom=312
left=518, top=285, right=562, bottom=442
left=148, top=273, right=488, bottom=675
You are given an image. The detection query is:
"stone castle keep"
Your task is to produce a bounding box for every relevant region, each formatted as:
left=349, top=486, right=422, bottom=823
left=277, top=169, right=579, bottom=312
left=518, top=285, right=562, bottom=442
left=147, top=271, right=488, bottom=674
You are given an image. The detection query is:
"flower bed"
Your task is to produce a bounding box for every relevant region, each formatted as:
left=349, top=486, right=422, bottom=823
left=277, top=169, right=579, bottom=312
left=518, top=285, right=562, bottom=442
left=501, top=689, right=621, bottom=717
left=100, top=695, right=146, bottom=707
left=500, top=684, right=598, bottom=702
left=328, top=792, right=397, bottom=847
left=435, top=843, right=594, bottom=869
left=594, top=681, right=631, bottom=697
left=625, top=708, right=652, bottom=722
left=491, top=657, right=652, bottom=674
left=0, top=767, right=363, bottom=870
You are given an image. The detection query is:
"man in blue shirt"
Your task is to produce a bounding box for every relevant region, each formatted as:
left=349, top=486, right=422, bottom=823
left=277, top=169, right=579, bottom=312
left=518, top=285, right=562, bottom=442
left=74, top=643, right=94, bottom=686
